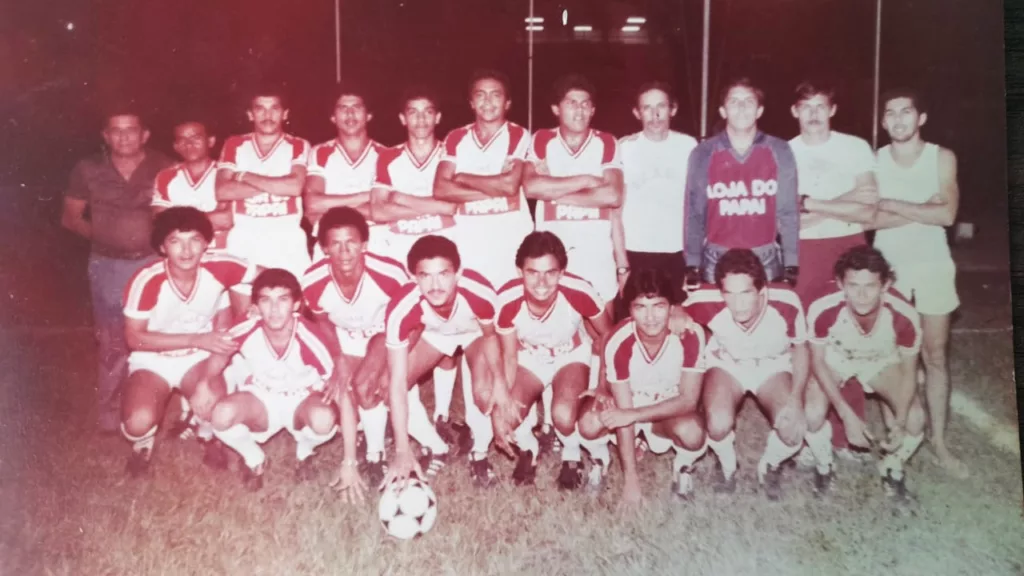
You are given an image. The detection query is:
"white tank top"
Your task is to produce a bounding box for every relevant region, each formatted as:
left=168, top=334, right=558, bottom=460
left=873, top=143, right=952, bottom=264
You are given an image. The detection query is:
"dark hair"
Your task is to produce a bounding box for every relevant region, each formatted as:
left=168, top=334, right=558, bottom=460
left=251, top=268, right=302, bottom=303
left=101, top=100, right=146, bottom=130
left=635, top=81, right=677, bottom=108
left=551, top=74, right=596, bottom=106
left=407, top=235, right=460, bottom=273
left=468, top=69, right=511, bottom=100
left=714, top=248, right=768, bottom=290
left=317, top=206, right=370, bottom=247
left=793, top=81, right=835, bottom=106
left=171, top=118, right=211, bottom=136
left=719, top=77, right=765, bottom=107
left=150, top=206, right=214, bottom=255
left=333, top=85, right=371, bottom=113
left=622, top=268, right=679, bottom=306
left=515, top=231, right=568, bottom=271
left=880, top=88, right=927, bottom=115
left=249, top=83, right=289, bottom=110
left=400, top=85, right=440, bottom=112
left=833, top=245, right=894, bottom=284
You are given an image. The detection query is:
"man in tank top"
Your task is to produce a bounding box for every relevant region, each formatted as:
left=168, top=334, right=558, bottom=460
left=870, top=89, right=965, bottom=479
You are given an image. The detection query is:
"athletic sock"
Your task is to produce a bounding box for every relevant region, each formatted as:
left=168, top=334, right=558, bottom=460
left=514, top=407, right=540, bottom=463
left=407, top=386, right=449, bottom=455
left=214, top=424, right=266, bottom=469
left=672, top=441, right=708, bottom=472
left=555, top=428, right=583, bottom=462
left=581, top=434, right=612, bottom=468
left=879, top=433, right=925, bottom=480
left=431, top=365, right=457, bottom=422
left=460, top=356, right=494, bottom=458
left=196, top=419, right=214, bottom=442
left=707, top=431, right=738, bottom=480
left=805, top=421, right=835, bottom=474
left=540, top=385, right=554, bottom=429
left=294, top=425, right=338, bottom=462
left=359, top=404, right=388, bottom=461
left=759, top=429, right=802, bottom=476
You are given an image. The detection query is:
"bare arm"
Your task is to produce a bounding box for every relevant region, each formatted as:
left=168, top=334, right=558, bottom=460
left=227, top=289, right=252, bottom=322
left=609, top=378, right=639, bottom=482
left=610, top=208, right=629, bottom=270
left=810, top=342, right=853, bottom=416
left=231, top=165, right=307, bottom=198
left=553, top=168, right=625, bottom=209
left=890, top=353, right=920, bottom=429
left=337, top=372, right=360, bottom=465
left=877, top=149, right=959, bottom=227
left=61, top=197, right=91, bottom=239
left=454, top=161, right=524, bottom=198
left=522, top=161, right=603, bottom=202
left=629, top=370, right=702, bottom=424
left=584, top=312, right=614, bottom=344
left=124, top=317, right=207, bottom=353
left=432, top=161, right=490, bottom=203
left=498, top=329, right=520, bottom=391
left=387, top=345, right=413, bottom=454
left=304, top=174, right=372, bottom=222
left=368, top=186, right=429, bottom=223
left=390, top=191, right=458, bottom=216
left=804, top=172, right=880, bottom=226
left=216, top=169, right=263, bottom=201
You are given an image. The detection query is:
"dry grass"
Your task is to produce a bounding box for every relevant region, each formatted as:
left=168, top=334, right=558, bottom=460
left=2, top=330, right=1023, bottom=576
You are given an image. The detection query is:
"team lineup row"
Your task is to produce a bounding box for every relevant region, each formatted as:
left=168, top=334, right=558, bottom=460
left=122, top=204, right=924, bottom=506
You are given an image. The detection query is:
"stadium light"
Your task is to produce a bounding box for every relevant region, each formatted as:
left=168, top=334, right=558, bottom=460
left=524, top=16, right=544, bottom=23
left=562, top=9, right=568, bottom=26
left=626, top=17, right=646, bottom=24
left=526, top=25, right=544, bottom=31
left=621, top=25, right=641, bottom=32
left=573, top=25, right=593, bottom=32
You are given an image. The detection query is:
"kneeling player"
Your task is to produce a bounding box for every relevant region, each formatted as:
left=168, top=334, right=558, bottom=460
left=210, top=269, right=350, bottom=491
left=578, top=268, right=709, bottom=503
left=492, top=231, right=611, bottom=489
left=804, top=246, right=925, bottom=500
left=685, top=248, right=809, bottom=500
left=370, top=235, right=505, bottom=488
left=120, top=207, right=253, bottom=477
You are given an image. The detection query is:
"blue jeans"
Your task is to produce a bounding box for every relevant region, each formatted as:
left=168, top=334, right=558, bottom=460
left=88, top=254, right=153, bottom=431
left=701, top=242, right=783, bottom=284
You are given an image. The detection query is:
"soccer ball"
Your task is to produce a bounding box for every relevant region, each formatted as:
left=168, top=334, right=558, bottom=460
left=378, top=479, right=438, bottom=540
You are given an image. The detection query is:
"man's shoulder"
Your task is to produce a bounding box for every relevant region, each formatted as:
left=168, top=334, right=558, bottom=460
left=144, top=149, right=175, bottom=170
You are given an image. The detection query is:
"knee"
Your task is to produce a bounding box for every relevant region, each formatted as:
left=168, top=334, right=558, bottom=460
left=550, top=399, right=577, bottom=435
left=189, top=387, right=220, bottom=420
left=704, top=408, right=734, bottom=441
left=121, top=408, right=158, bottom=437
left=577, top=408, right=604, bottom=440
left=306, top=404, right=338, bottom=434
left=921, top=346, right=947, bottom=370
left=671, top=416, right=706, bottom=451
left=211, top=401, right=240, bottom=431
left=354, top=376, right=382, bottom=411
left=804, top=395, right=829, bottom=431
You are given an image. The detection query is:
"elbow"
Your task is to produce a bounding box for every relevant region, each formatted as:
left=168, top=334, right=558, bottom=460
left=605, top=191, right=624, bottom=209
left=940, top=213, right=956, bottom=227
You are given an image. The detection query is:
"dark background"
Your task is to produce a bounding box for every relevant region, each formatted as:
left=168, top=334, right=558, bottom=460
left=0, top=0, right=1007, bottom=237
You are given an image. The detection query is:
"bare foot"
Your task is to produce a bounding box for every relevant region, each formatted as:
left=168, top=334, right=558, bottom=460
left=931, top=445, right=969, bottom=479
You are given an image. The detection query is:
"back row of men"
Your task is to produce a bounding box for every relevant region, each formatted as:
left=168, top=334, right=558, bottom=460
left=63, top=70, right=966, bottom=484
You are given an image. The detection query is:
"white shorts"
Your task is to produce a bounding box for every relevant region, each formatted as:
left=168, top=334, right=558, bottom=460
left=890, top=257, right=960, bottom=316
left=227, top=218, right=311, bottom=278
left=518, top=344, right=592, bottom=388
left=237, top=384, right=309, bottom=444
left=127, top=350, right=210, bottom=390
left=826, top=349, right=901, bottom=394
left=707, top=351, right=793, bottom=394
left=421, top=329, right=482, bottom=357
left=610, top=422, right=674, bottom=454
left=455, top=211, right=534, bottom=288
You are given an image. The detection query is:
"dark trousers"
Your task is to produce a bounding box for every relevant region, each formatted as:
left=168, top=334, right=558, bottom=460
left=612, top=250, right=686, bottom=323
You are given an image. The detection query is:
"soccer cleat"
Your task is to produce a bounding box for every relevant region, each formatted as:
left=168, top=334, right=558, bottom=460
left=836, top=447, right=874, bottom=464
left=419, top=449, right=448, bottom=479
left=585, top=460, right=606, bottom=496
left=760, top=464, right=783, bottom=501
left=453, top=422, right=474, bottom=456
left=512, top=450, right=537, bottom=486
left=469, top=457, right=498, bottom=488
left=362, top=454, right=387, bottom=487
left=168, top=410, right=197, bottom=441
left=813, top=467, right=834, bottom=497
left=242, top=462, right=266, bottom=491
left=201, top=439, right=230, bottom=471
left=712, top=462, right=737, bottom=494
left=672, top=466, right=696, bottom=500
left=126, top=448, right=152, bottom=478
left=881, top=471, right=912, bottom=503
left=295, top=458, right=316, bottom=482
left=434, top=416, right=458, bottom=446
left=536, top=425, right=556, bottom=459
left=557, top=461, right=584, bottom=491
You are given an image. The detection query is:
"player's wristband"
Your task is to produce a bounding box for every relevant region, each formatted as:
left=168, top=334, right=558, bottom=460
left=616, top=266, right=630, bottom=276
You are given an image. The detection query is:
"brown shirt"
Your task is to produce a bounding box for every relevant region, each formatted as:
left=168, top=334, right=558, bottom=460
left=66, top=149, right=173, bottom=259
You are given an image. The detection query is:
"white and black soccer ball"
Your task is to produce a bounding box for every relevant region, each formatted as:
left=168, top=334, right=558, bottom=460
left=378, top=479, right=438, bottom=540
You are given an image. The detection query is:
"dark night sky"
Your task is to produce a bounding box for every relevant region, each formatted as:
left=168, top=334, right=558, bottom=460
left=0, top=0, right=1007, bottom=229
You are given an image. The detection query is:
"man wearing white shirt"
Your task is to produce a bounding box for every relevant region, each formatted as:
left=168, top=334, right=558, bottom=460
left=619, top=82, right=698, bottom=310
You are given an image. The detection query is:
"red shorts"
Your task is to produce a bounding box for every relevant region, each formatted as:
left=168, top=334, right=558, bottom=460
left=793, top=233, right=866, bottom=308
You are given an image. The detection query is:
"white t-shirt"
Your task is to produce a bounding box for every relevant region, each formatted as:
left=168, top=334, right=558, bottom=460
left=788, top=131, right=876, bottom=240
left=619, top=130, right=698, bottom=253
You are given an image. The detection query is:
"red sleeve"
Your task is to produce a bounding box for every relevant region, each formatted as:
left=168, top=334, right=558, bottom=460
left=682, top=287, right=722, bottom=327
left=301, top=265, right=332, bottom=316
left=287, top=136, right=310, bottom=164
left=385, top=283, right=424, bottom=348
left=558, top=273, right=605, bottom=319
left=597, top=131, right=619, bottom=166
left=364, top=253, right=410, bottom=296
left=495, top=282, right=525, bottom=334
left=769, top=286, right=807, bottom=342
left=527, top=129, right=556, bottom=163
left=604, top=319, right=635, bottom=383
left=152, top=167, right=177, bottom=205
left=308, top=143, right=333, bottom=175
left=122, top=264, right=166, bottom=319
left=442, top=127, right=469, bottom=162
left=458, top=269, right=497, bottom=323
left=679, top=326, right=709, bottom=372
left=203, top=255, right=249, bottom=291
left=373, top=146, right=403, bottom=188
left=296, top=318, right=336, bottom=376
left=886, top=293, right=922, bottom=354
left=507, top=124, right=528, bottom=159
left=218, top=135, right=246, bottom=168
left=229, top=317, right=262, bottom=346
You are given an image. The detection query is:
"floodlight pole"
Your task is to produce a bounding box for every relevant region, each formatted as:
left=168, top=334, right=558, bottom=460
left=700, top=0, right=710, bottom=139
left=528, top=0, right=535, bottom=132
left=334, top=0, right=342, bottom=83
left=872, top=0, right=882, bottom=149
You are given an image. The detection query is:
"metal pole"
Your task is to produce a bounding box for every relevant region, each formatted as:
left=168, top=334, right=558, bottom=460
left=528, top=0, right=535, bottom=132
left=700, top=0, right=710, bottom=139
left=334, top=0, right=342, bottom=84
left=872, top=0, right=882, bottom=149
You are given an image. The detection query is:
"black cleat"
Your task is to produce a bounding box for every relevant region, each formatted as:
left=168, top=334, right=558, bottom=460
left=453, top=422, right=474, bottom=456
left=469, top=457, right=498, bottom=488
left=419, top=449, right=448, bottom=480
left=712, top=462, right=737, bottom=494
left=167, top=411, right=196, bottom=440
left=126, top=449, right=152, bottom=478
left=242, top=462, right=266, bottom=491
left=362, top=455, right=387, bottom=487
left=760, top=464, right=783, bottom=501
left=536, top=425, right=556, bottom=459
left=201, top=440, right=230, bottom=471
left=295, top=458, right=316, bottom=482
left=434, top=416, right=457, bottom=446
left=813, top=467, right=834, bottom=497
left=672, top=466, right=696, bottom=501
left=881, top=471, right=912, bottom=503
left=512, top=450, right=537, bottom=486
left=557, top=461, right=584, bottom=491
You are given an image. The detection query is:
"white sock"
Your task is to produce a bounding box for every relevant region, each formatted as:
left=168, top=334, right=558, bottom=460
left=514, top=407, right=540, bottom=463
left=707, top=431, right=738, bottom=480
left=359, top=404, right=388, bottom=461
left=294, top=425, right=338, bottom=461
left=214, top=424, right=266, bottom=469
left=555, top=428, right=582, bottom=462
left=672, top=442, right=708, bottom=472
left=196, top=419, right=214, bottom=442
left=805, top=422, right=835, bottom=474
left=407, top=386, right=449, bottom=455
left=179, top=394, right=191, bottom=417
left=879, top=433, right=925, bottom=480
left=581, top=434, right=612, bottom=467
left=121, top=423, right=157, bottom=453
left=460, top=359, right=493, bottom=460
left=432, top=365, right=457, bottom=422
left=759, top=429, right=802, bottom=476
left=588, top=354, right=601, bottom=390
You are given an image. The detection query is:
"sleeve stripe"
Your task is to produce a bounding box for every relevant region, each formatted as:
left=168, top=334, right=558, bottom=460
left=385, top=288, right=424, bottom=346
left=297, top=321, right=336, bottom=375
left=604, top=320, right=636, bottom=382
left=123, top=262, right=167, bottom=313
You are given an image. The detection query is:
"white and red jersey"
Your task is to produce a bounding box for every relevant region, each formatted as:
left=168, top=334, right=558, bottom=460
left=495, top=273, right=604, bottom=357
left=385, top=269, right=497, bottom=348
left=440, top=122, right=530, bottom=219
left=228, top=316, right=335, bottom=396
left=526, top=128, right=621, bottom=229
left=218, top=133, right=311, bottom=221
left=152, top=162, right=228, bottom=249
left=605, top=320, right=708, bottom=404
left=684, top=284, right=807, bottom=363
left=122, top=253, right=255, bottom=354
left=807, top=288, right=921, bottom=362
left=373, top=142, right=454, bottom=236
left=301, top=253, right=409, bottom=343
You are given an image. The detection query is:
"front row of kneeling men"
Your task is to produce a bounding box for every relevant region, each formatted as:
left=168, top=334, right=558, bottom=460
left=120, top=205, right=924, bottom=505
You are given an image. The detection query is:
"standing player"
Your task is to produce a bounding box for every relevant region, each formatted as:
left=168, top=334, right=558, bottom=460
left=433, top=69, right=534, bottom=288
left=301, top=207, right=410, bottom=487
left=578, top=268, right=709, bottom=503
left=684, top=248, right=808, bottom=500
left=120, top=207, right=254, bottom=476
left=618, top=82, right=698, bottom=308
left=683, top=78, right=800, bottom=287
left=803, top=246, right=926, bottom=500
left=305, top=88, right=385, bottom=260
left=370, top=235, right=505, bottom=488
left=216, top=86, right=311, bottom=277
left=493, top=231, right=612, bottom=489
left=210, top=269, right=349, bottom=491
left=870, top=89, right=965, bottom=478
left=788, top=82, right=880, bottom=459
